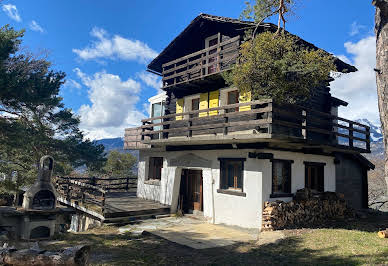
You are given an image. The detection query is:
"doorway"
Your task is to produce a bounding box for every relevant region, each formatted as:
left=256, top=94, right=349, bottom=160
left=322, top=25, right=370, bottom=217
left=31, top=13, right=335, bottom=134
left=179, top=169, right=203, bottom=213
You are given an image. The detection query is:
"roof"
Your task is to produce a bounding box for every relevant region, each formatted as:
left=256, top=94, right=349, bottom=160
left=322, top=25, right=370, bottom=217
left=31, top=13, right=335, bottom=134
left=147, top=13, right=357, bottom=75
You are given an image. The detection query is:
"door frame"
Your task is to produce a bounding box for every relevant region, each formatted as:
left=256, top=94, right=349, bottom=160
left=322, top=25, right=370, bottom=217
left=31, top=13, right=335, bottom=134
left=179, top=168, right=203, bottom=213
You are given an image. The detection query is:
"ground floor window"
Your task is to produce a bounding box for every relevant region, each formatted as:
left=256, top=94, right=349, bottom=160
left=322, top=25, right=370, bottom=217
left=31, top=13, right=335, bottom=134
left=271, top=159, right=292, bottom=196
left=304, top=162, right=325, bottom=192
left=219, top=158, right=245, bottom=191
left=148, top=157, right=163, bottom=180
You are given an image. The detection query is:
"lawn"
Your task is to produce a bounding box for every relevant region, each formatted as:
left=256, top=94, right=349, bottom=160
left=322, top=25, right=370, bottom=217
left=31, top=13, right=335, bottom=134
left=48, top=216, right=387, bottom=266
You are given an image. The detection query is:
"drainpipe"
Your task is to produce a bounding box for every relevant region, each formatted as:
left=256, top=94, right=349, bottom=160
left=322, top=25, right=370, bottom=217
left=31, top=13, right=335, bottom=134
left=211, top=169, right=216, bottom=224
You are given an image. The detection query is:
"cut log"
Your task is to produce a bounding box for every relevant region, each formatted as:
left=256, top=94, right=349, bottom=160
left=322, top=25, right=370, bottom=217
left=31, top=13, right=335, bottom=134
left=0, top=245, right=90, bottom=266
left=378, top=230, right=388, bottom=238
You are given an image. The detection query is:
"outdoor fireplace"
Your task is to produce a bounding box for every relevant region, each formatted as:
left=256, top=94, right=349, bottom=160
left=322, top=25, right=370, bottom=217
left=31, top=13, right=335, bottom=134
left=19, top=155, right=60, bottom=239
left=22, top=156, right=58, bottom=210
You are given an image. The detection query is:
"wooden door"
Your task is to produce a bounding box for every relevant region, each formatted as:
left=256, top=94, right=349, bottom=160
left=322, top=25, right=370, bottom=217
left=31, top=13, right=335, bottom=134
left=180, top=169, right=203, bottom=212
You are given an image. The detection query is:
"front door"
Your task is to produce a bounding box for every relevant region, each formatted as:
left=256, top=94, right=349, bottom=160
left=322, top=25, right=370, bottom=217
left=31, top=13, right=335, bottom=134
left=180, top=169, right=203, bottom=213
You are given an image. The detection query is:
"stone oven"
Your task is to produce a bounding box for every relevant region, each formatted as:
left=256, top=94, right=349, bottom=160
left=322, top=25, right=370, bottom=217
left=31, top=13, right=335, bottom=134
left=18, top=155, right=60, bottom=239
left=22, top=156, right=57, bottom=210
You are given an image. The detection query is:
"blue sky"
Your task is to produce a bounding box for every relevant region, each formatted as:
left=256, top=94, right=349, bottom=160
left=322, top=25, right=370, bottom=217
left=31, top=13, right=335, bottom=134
left=0, top=0, right=378, bottom=139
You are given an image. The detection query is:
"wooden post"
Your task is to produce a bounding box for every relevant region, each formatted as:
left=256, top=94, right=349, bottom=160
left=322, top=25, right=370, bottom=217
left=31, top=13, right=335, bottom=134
left=349, top=122, right=354, bottom=148
left=267, top=102, right=273, bottom=135
left=366, top=126, right=371, bottom=152
left=188, top=120, right=192, bottom=137
left=81, top=188, right=85, bottom=204
left=223, top=115, right=228, bottom=135
left=126, top=176, right=129, bottom=191
left=101, top=192, right=106, bottom=214
left=141, top=122, right=145, bottom=141
left=302, top=109, right=307, bottom=140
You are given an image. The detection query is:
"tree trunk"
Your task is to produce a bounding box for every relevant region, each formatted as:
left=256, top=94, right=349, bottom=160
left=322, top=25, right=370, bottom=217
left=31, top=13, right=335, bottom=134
left=373, top=0, right=388, bottom=192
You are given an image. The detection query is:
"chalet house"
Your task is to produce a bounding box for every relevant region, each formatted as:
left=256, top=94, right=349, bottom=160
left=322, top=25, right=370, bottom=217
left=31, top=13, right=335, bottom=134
left=125, top=14, right=374, bottom=229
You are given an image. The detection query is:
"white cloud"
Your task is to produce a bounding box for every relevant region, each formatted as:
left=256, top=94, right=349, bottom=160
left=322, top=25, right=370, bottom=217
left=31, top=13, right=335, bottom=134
left=73, top=27, right=158, bottom=64
left=63, top=79, right=82, bottom=94
left=330, top=35, right=379, bottom=124
left=29, top=20, right=44, bottom=33
left=2, top=4, right=21, bottom=22
left=138, top=71, right=162, bottom=92
left=349, top=21, right=367, bottom=37
left=74, top=68, right=146, bottom=139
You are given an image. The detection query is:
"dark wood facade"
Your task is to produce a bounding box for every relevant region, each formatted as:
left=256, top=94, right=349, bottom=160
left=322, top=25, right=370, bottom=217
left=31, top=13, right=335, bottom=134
left=124, top=14, right=370, bottom=155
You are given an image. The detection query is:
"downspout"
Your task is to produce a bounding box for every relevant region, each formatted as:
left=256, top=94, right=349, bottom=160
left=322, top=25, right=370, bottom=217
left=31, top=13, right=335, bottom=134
left=211, top=169, right=216, bottom=224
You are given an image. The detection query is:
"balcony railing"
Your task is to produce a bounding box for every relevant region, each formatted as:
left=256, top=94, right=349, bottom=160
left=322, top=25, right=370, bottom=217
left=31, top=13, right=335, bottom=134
left=124, top=100, right=371, bottom=153
left=162, top=36, right=240, bottom=88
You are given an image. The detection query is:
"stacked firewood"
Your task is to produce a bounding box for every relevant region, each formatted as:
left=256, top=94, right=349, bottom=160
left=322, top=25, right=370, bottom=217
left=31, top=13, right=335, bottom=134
left=262, top=189, right=351, bottom=231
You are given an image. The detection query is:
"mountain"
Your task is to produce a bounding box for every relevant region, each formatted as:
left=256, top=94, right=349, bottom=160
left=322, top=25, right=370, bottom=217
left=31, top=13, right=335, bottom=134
left=355, top=119, right=382, bottom=142
left=95, top=137, right=139, bottom=159
left=95, top=137, right=125, bottom=152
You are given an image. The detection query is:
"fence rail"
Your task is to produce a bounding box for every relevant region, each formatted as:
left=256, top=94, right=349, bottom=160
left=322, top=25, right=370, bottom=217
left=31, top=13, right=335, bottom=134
left=162, top=36, right=240, bottom=88
left=55, top=176, right=137, bottom=214
left=124, top=99, right=370, bottom=153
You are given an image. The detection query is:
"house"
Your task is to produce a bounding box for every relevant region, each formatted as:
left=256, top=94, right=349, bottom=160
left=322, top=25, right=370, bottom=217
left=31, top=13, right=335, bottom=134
left=124, top=14, right=373, bottom=229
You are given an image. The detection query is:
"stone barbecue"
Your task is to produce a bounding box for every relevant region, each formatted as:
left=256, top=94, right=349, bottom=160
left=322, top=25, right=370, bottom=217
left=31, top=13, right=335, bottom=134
left=0, top=156, right=66, bottom=240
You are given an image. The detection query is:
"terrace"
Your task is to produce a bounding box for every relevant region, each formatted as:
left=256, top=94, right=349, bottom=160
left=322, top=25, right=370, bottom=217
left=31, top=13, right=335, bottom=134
left=124, top=99, right=371, bottom=153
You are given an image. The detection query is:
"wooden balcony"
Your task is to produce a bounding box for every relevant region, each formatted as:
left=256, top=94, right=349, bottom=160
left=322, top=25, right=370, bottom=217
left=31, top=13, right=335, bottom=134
left=162, top=36, right=240, bottom=89
left=124, top=100, right=371, bottom=153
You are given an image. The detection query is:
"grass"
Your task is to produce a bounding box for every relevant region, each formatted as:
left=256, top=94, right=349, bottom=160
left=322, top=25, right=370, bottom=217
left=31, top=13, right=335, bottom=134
left=45, top=216, right=388, bottom=266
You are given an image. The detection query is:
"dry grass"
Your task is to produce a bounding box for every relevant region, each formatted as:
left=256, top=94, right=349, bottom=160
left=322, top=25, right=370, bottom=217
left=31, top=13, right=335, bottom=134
left=44, top=216, right=388, bottom=266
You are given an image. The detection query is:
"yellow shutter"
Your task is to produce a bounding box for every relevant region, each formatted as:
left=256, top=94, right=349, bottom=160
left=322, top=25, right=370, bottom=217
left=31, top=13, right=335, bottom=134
left=209, top=90, right=219, bottom=116
left=199, top=92, right=208, bottom=117
left=239, top=90, right=251, bottom=111
left=176, top=98, right=184, bottom=120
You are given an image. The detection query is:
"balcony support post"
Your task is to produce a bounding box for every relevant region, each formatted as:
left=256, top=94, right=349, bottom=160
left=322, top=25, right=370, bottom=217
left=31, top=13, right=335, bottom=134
left=349, top=122, right=354, bottom=148
left=223, top=116, right=228, bottom=135
left=366, top=127, right=371, bottom=152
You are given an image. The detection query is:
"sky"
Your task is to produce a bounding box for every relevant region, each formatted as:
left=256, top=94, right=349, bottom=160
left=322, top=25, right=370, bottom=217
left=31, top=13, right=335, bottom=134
left=0, top=0, right=378, bottom=140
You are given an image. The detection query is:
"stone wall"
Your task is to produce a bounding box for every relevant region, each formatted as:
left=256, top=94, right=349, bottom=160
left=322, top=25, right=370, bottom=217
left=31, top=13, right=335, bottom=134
left=262, top=189, right=351, bottom=231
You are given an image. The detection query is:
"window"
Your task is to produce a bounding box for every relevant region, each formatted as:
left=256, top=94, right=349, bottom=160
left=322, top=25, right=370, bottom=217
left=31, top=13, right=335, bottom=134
left=227, top=90, right=239, bottom=112
left=219, top=159, right=245, bottom=191
left=205, top=34, right=219, bottom=74
left=191, top=98, right=200, bottom=118
left=148, top=157, right=163, bottom=180
left=271, top=160, right=292, bottom=196
left=304, top=162, right=325, bottom=192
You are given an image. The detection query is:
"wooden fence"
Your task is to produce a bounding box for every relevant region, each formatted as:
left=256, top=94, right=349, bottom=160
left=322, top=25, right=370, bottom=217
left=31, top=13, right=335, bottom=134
left=55, top=176, right=137, bottom=213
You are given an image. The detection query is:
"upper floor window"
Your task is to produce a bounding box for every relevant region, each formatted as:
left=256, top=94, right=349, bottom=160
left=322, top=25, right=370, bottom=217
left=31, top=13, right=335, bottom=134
left=205, top=34, right=220, bottom=74
left=191, top=98, right=200, bottom=118
left=271, top=159, right=292, bottom=196
left=227, top=90, right=239, bottom=112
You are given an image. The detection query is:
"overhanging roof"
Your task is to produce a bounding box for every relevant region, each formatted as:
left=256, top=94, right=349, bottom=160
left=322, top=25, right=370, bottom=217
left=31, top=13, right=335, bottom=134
left=147, top=13, right=357, bottom=75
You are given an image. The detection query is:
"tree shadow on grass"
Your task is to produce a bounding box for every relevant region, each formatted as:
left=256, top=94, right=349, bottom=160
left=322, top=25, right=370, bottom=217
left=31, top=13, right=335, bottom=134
left=46, top=228, right=388, bottom=266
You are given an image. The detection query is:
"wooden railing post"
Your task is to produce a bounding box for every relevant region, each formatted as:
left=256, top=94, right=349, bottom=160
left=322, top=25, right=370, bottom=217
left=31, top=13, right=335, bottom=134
left=126, top=176, right=129, bottom=191
left=366, top=126, right=371, bottom=152
left=141, top=122, right=146, bottom=141
left=101, top=191, right=106, bottom=214
left=302, top=109, right=307, bottom=140
left=267, top=102, right=273, bottom=135
left=223, top=115, right=228, bottom=135
left=188, top=120, right=192, bottom=137
left=349, top=122, right=354, bottom=148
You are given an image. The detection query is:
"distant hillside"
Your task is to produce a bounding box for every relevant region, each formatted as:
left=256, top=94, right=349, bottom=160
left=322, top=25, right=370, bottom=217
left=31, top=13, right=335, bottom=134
left=95, top=137, right=139, bottom=159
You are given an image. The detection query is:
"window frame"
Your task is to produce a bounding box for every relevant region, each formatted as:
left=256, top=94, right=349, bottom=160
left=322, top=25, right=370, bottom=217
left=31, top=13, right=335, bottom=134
left=270, top=159, right=293, bottom=198
left=227, top=90, right=239, bottom=112
left=218, top=158, right=246, bottom=196
left=148, top=157, right=163, bottom=181
left=304, top=161, right=325, bottom=192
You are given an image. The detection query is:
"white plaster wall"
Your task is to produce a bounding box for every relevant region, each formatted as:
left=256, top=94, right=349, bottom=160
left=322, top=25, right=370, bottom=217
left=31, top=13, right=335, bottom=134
left=137, top=149, right=336, bottom=229
left=136, top=151, right=161, bottom=201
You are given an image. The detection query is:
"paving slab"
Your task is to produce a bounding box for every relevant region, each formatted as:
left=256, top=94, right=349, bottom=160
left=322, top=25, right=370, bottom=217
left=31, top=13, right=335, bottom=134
left=147, top=222, right=258, bottom=249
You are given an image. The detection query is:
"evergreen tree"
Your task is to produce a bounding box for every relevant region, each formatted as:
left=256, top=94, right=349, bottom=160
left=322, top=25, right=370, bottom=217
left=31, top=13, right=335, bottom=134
left=0, top=25, right=106, bottom=190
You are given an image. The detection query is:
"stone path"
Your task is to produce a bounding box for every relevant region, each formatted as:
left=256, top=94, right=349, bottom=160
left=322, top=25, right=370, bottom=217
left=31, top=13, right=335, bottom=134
left=119, top=216, right=284, bottom=249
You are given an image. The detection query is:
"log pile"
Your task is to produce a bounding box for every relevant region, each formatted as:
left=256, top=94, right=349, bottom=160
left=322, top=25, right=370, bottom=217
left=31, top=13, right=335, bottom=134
left=0, top=243, right=90, bottom=266
left=378, top=229, right=388, bottom=238
left=262, top=189, right=351, bottom=231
